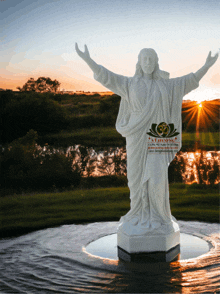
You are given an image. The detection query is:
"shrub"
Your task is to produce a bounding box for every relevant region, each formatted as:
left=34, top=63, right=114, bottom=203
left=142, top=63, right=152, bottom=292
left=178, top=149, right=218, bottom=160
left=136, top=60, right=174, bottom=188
left=168, top=155, right=186, bottom=183
left=69, top=113, right=116, bottom=129
left=99, top=95, right=120, bottom=115
left=0, top=130, right=81, bottom=195
left=194, top=151, right=220, bottom=185
left=1, top=93, right=70, bottom=143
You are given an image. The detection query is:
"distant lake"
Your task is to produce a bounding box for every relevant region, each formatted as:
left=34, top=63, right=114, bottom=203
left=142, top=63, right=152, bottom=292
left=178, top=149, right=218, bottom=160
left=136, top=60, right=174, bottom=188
left=41, top=145, right=220, bottom=185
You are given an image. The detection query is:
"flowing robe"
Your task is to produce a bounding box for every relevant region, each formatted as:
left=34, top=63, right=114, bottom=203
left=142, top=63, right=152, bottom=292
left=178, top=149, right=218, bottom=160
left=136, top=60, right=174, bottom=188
left=94, top=65, right=199, bottom=235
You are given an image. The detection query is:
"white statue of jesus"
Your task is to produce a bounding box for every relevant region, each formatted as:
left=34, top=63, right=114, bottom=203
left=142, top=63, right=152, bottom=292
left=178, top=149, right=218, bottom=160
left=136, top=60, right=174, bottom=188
left=76, top=44, right=218, bottom=237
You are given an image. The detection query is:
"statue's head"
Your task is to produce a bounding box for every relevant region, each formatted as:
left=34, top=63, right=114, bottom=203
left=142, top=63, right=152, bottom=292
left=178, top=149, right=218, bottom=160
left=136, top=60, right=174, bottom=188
left=134, top=48, right=169, bottom=79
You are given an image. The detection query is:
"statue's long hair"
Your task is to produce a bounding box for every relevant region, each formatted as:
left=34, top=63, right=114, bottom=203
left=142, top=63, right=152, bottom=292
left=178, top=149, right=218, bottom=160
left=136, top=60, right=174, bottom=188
left=134, top=48, right=169, bottom=80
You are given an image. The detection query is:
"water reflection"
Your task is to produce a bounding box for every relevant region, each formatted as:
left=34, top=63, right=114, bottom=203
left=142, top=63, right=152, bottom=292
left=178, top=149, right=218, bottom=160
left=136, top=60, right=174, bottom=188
left=85, top=233, right=210, bottom=261
left=88, top=234, right=219, bottom=293
left=169, top=233, right=220, bottom=294
left=0, top=223, right=219, bottom=293
left=83, top=245, right=220, bottom=294
left=40, top=144, right=220, bottom=184
left=182, top=151, right=220, bottom=184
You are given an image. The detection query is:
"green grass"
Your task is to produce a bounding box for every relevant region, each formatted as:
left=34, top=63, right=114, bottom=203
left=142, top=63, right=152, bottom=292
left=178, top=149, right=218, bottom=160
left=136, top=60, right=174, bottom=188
left=169, top=184, right=219, bottom=222
left=0, top=184, right=219, bottom=239
left=40, top=129, right=219, bottom=149
left=182, top=132, right=219, bottom=148
left=40, top=127, right=125, bottom=147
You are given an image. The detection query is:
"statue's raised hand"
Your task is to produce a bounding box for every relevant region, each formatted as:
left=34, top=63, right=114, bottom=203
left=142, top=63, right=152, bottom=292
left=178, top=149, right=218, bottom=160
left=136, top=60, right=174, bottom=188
left=75, top=43, right=90, bottom=62
left=205, top=51, right=219, bottom=68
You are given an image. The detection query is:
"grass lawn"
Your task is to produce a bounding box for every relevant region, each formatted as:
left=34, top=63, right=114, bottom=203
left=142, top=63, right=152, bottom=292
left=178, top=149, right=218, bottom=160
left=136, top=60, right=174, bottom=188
left=39, top=127, right=125, bottom=147
left=182, top=132, right=219, bottom=148
left=40, top=128, right=219, bottom=149
left=0, top=184, right=219, bottom=239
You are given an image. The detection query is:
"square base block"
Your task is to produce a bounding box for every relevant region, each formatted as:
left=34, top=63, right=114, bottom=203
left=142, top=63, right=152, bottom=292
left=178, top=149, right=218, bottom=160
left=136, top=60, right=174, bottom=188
left=117, top=229, right=180, bottom=262
left=118, top=229, right=180, bottom=253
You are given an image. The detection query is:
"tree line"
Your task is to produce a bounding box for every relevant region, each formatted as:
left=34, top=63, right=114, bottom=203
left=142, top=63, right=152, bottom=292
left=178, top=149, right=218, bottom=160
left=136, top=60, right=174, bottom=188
left=1, top=77, right=219, bottom=196
left=1, top=130, right=218, bottom=196
left=1, top=92, right=219, bottom=145
left=0, top=89, right=120, bottom=144
left=17, top=77, right=60, bottom=93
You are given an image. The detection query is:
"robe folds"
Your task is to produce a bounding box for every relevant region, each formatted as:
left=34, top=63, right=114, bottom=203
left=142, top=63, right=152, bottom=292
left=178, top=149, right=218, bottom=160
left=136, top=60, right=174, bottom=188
left=94, top=65, right=199, bottom=235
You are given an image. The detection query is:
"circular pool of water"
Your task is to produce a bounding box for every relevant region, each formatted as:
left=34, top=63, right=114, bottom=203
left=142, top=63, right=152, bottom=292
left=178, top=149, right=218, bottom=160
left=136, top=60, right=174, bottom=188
left=85, top=232, right=210, bottom=261
left=0, top=221, right=219, bottom=293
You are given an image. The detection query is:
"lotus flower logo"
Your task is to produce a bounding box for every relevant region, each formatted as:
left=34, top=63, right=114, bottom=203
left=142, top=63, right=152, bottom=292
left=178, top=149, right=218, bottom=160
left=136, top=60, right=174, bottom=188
left=147, top=122, right=179, bottom=138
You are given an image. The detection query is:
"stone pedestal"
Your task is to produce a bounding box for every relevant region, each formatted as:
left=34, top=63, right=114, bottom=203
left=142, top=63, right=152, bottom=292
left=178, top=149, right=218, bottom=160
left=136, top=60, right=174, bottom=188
left=117, top=228, right=180, bottom=262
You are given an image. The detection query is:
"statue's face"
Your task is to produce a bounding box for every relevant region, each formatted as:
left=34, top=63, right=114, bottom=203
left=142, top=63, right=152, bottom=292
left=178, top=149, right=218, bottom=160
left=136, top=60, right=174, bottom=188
left=140, top=52, right=157, bottom=75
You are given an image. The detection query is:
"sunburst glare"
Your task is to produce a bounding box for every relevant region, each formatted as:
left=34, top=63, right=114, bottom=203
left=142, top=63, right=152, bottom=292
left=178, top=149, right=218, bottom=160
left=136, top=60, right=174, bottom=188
left=182, top=100, right=220, bottom=147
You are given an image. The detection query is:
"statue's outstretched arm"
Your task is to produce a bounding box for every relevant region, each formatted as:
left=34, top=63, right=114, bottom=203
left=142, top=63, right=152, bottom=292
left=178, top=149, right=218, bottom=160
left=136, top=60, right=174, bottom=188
left=75, top=43, right=100, bottom=74
left=75, top=43, right=129, bottom=98
left=194, top=51, right=219, bottom=82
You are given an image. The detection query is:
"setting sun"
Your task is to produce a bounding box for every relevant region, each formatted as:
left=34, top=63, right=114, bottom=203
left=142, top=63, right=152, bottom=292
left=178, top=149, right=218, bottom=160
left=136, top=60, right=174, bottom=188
left=182, top=100, right=219, bottom=133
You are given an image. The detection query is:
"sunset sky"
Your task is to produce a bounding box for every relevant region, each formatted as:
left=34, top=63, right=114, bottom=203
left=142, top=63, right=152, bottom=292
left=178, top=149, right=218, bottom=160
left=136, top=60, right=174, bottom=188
left=1, top=0, right=220, bottom=102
